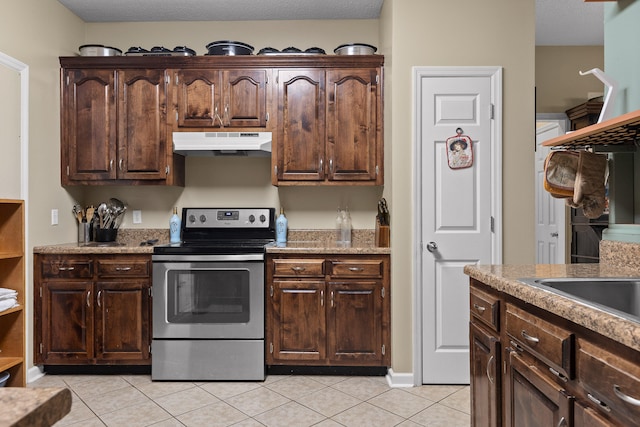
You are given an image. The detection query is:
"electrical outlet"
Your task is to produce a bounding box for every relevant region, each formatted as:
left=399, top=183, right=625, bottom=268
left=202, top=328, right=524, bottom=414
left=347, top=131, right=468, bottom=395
left=132, top=210, right=142, bottom=224
left=51, top=209, right=58, bottom=225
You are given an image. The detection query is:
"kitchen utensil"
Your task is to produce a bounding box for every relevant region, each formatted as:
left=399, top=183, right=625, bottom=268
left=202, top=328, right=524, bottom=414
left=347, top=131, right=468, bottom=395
left=205, top=41, right=254, bottom=55
left=72, top=204, right=83, bottom=223
left=86, top=206, right=95, bottom=223
left=79, top=44, right=122, bottom=56
left=333, top=43, right=377, bottom=55
left=377, top=198, right=389, bottom=226
left=97, top=203, right=107, bottom=229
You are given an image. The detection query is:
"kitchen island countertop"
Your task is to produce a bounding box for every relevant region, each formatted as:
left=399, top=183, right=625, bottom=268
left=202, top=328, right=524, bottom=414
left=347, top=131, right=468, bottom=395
left=464, top=262, right=640, bottom=352
left=0, top=387, right=71, bottom=427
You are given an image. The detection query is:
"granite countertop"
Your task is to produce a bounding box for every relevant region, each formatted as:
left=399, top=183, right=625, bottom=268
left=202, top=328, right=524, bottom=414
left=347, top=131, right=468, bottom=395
left=266, top=229, right=390, bottom=255
left=464, top=262, right=640, bottom=352
left=0, top=387, right=71, bottom=427
left=266, top=241, right=391, bottom=255
left=34, top=229, right=391, bottom=255
left=33, top=229, right=169, bottom=254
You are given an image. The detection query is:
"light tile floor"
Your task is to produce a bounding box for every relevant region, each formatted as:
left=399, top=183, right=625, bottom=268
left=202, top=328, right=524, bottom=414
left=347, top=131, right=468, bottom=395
left=29, top=374, right=470, bottom=427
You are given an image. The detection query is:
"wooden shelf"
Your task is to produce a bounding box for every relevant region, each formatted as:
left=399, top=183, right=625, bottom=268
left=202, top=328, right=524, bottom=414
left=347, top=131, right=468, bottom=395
left=0, top=199, right=25, bottom=387
left=0, top=357, right=23, bottom=372
left=543, top=109, right=640, bottom=149
left=0, top=305, right=22, bottom=318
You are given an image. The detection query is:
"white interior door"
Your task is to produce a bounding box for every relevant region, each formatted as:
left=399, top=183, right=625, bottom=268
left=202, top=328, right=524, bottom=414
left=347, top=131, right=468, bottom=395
left=535, top=119, right=568, bottom=264
left=414, top=67, right=502, bottom=385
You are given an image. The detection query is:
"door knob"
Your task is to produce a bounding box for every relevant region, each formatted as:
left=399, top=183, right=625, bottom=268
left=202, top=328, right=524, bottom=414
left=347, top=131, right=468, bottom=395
left=426, top=242, right=438, bottom=252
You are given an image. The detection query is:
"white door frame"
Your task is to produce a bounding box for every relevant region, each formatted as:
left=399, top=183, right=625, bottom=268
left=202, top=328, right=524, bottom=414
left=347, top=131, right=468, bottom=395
left=412, top=66, right=503, bottom=385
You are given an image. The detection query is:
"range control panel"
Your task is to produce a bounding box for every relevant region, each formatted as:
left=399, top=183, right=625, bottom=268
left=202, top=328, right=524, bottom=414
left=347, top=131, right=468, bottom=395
left=183, top=208, right=273, bottom=229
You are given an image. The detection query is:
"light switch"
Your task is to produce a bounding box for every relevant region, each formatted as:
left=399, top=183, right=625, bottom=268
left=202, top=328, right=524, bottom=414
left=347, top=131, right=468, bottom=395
left=133, top=210, right=142, bottom=224
left=51, top=209, right=58, bottom=225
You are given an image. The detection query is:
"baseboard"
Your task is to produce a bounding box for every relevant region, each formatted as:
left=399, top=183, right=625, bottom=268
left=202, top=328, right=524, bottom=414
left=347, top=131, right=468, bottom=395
left=385, top=368, right=415, bottom=387
left=27, top=366, right=44, bottom=384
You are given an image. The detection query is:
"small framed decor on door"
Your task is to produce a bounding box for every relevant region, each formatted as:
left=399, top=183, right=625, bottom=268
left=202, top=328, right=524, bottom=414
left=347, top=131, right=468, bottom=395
left=446, top=128, right=473, bottom=169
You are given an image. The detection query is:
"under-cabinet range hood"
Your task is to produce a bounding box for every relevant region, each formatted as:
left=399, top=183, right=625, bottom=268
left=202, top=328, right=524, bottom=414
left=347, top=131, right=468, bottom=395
left=173, top=132, right=272, bottom=157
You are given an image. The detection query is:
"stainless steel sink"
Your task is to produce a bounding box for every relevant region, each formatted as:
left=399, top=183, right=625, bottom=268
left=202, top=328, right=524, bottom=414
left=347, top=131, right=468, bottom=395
left=518, top=277, right=640, bottom=324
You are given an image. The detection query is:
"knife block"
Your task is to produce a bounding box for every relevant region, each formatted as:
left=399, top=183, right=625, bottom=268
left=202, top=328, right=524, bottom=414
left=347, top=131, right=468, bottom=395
left=375, top=218, right=390, bottom=247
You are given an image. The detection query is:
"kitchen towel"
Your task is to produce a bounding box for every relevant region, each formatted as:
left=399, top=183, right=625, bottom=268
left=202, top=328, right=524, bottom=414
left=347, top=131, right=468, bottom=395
left=0, top=288, right=17, bottom=299
left=0, top=297, right=17, bottom=312
left=571, top=151, right=608, bottom=219
left=543, top=150, right=579, bottom=198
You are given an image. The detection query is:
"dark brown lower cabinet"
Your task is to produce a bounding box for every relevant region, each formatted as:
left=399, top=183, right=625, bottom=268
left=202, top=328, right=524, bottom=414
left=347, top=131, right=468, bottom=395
left=267, top=254, right=390, bottom=367
left=469, top=321, right=501, bottom=427
left=469, top=277, right=639, bottom=427
left=504, top=350, right=572, bottom=427
left=35, top=254, right=151, bottom=366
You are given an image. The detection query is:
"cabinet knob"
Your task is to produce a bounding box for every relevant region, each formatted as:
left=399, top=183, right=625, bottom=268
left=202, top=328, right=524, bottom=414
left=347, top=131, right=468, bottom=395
left=473, top=303, right=486, bottom=314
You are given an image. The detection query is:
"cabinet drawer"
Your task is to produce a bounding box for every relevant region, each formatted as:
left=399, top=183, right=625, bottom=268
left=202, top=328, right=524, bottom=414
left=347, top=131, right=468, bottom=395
left=97, top=259, right=150, bottom=278
left=273, top=259, right=324, bottom=277
left=578, top=339, right=640, bottom=425
left=470, top=286, right=500, bottom=332
left=328, top=260, right=383, bottom=278
left=41, top=257, right=93, bottom=278
left=505, top=304, right=574, bottom=379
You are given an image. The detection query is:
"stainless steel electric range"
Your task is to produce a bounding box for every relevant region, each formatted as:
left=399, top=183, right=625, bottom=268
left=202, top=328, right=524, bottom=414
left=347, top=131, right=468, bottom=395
left=151, top=207, right=275, bottom=381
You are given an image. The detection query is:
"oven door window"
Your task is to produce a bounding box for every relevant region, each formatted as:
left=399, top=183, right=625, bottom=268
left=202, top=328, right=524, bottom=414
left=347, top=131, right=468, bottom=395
left=167, top=268, right=251, bottom=324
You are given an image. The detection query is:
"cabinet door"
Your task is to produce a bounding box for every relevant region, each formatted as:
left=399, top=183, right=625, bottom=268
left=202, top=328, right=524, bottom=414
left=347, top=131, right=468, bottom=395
left=39, top=281, right=94, bottom=364
left=275, top=69, right=325, bottom=182
left=326, top=68, right=380, bottom=183
left=469, top=322, right=501, bottom=427
left=95, top=280, right=150, bottom=361
left=175, top=69, right=222, bottom=128
left=223, top=69, right=268, bottom=127
left=504, top=350, right=573, bottom=427
left=117, top=69, right=168, bottom=180
left=62, top=69, right=117, bottom=183
left=326, top=281, right=385, bottom=365
left=269, top=279, right=325, bottom=363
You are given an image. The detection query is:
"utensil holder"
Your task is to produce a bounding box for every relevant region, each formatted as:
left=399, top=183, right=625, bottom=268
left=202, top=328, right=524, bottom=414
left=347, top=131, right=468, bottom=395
left=78, top=222, right=90, bottom=244
left=94, top=226, right=117, bottom=242
left=375, top=218, right=390, bottom=248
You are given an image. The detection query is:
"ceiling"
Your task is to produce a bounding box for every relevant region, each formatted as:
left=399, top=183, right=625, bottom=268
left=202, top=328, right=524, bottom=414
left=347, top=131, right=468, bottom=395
left=56, top=0, right=604, bottom=46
